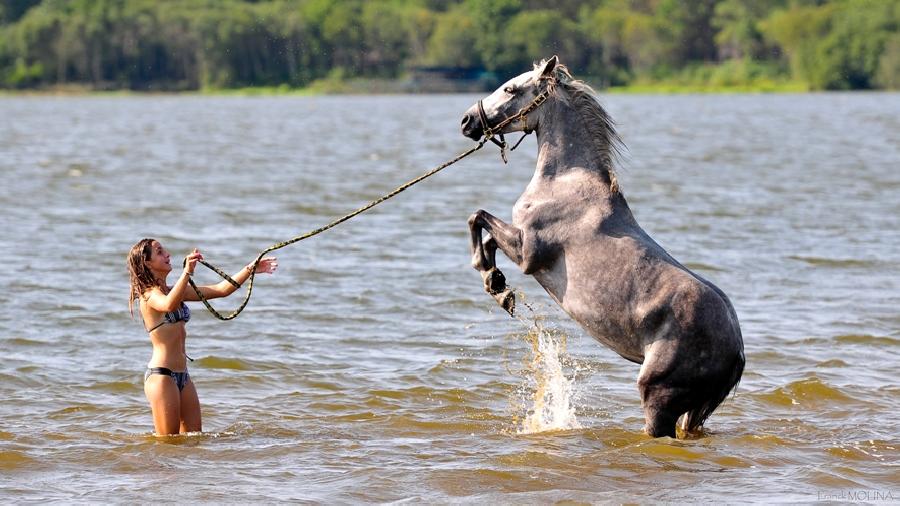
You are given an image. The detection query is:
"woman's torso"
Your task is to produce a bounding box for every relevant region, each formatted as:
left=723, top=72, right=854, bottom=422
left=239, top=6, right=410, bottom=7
left=140, top=296, right=190, bottom=371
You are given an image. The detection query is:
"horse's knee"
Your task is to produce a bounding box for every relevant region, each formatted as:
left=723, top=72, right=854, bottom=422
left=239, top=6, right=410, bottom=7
left=468, top=210, right=487, bottom=270
left=467, top=209, right=485, bottom=229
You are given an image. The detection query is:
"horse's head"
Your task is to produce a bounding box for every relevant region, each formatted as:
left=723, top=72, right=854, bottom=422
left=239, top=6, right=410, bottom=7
left=460, top=56, right=559, bottom=141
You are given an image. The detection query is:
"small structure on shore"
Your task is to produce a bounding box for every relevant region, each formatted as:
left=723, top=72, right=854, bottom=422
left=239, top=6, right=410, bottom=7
left=405, top=66, right=499, bottom=93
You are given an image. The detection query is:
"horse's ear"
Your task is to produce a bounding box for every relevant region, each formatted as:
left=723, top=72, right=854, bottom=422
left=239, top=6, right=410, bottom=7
left=540, top=55, right=558, bottom=77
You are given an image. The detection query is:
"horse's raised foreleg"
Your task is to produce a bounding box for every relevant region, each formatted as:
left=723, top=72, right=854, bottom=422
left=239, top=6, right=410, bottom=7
left=468, top=210, right=522, bottom=315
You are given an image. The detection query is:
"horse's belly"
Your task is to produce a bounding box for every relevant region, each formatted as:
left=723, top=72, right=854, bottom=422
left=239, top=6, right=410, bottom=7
left=567, top=310, right=645, bottom=364
left=533, top=259, right=645, bottom=363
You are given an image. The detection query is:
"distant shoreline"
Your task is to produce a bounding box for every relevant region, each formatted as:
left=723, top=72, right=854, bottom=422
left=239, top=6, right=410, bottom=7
left=3, top=79, right=881, bottom=97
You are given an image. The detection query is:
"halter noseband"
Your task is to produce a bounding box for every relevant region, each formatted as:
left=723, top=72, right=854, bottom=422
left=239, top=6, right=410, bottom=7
left=476, top=81, right=552, bottom=163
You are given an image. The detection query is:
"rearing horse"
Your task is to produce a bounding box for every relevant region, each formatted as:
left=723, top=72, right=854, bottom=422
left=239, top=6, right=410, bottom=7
left=460, top=56, right=745, bottom=438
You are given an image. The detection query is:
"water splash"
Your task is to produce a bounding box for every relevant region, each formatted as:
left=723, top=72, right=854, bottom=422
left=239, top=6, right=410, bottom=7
left=513, top=308, right=581, bottom=434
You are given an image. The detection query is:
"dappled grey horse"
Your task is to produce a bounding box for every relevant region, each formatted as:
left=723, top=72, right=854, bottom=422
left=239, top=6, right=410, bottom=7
left=460, top=56, right=745, bottom=438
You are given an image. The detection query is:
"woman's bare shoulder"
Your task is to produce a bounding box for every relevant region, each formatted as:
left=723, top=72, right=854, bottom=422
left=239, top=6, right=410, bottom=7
left=140, top=286, right=168, bottom=311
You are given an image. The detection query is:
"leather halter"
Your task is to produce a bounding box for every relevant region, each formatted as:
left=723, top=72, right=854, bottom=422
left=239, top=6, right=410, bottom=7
left=475, top=83, right=552, bottom=163
left=477, top=99, right=508, bottom=152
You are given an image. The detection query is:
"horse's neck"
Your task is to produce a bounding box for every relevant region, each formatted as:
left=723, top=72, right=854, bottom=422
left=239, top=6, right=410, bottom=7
left=526, top=101, right=634, bottom=222
left=533, top=103, right=616, bottom=193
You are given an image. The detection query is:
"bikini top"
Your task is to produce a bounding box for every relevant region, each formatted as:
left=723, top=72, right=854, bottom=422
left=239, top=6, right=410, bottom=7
left=146, top=302, right=191, bottom=333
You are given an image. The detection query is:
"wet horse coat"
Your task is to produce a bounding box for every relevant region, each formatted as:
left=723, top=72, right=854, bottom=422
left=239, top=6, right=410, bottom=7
left=461, top=57, right=745, bottom=437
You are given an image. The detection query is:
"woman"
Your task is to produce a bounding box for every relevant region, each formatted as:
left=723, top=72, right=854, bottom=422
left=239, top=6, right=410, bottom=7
left=127, top=238, right=278, bottom=435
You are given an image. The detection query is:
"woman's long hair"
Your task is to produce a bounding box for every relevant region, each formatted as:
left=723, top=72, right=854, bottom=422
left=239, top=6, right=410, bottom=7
left=127, top=238, right=160, bottom=317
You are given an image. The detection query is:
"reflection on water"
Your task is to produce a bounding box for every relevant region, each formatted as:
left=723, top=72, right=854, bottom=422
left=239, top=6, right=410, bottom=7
left=0, top=92, right=898, bottom=502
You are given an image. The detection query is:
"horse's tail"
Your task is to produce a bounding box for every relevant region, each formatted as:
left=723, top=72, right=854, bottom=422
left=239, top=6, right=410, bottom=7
left=683, top=349, right=745, bottom=432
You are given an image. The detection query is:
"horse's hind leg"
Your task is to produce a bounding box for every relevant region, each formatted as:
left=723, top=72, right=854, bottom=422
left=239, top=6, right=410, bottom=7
left=638, top=382, right=685, bottom=438
left=636, top=341, right=692, bottom=438
left=468, top=209, right=523, bottom=315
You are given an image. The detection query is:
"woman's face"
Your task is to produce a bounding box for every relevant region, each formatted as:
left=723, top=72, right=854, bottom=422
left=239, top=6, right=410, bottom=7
left=144, top=241, right=172, bottom=274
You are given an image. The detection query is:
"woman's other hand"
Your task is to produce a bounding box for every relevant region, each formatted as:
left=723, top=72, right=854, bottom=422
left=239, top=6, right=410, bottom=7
left=250, top=257, right=278, bottom=274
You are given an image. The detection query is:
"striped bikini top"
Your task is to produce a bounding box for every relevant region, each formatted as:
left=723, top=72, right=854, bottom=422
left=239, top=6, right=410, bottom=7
left=146, top=302, right=191, bottom=333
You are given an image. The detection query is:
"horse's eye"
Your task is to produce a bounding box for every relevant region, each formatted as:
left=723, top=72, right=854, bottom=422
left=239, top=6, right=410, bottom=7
left=504, top=86, right=516, bottom=95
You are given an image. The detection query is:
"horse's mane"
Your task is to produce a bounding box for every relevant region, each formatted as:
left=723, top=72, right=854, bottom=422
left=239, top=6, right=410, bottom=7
left=535, top=60, right=625, bottom=193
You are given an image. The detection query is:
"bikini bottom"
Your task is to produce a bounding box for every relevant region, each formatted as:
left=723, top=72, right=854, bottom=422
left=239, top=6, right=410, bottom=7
left=144, top=367, right=190, bottom=392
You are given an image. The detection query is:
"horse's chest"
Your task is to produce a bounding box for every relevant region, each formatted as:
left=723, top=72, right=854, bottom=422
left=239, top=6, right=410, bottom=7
left=511, top=199, right=537, bottom=226
left=513, top=177, right=599, bottom=228
left=512, top=195, right=593, bottom=232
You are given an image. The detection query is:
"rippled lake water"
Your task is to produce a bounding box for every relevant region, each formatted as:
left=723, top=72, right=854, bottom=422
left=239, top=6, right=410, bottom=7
left=1, top=92, right=898, bottom=502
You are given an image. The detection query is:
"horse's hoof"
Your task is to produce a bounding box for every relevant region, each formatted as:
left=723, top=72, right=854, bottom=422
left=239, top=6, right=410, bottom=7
left=482, top=267, right=507, bottom=294
left=493, top=289, right=515, bottom=317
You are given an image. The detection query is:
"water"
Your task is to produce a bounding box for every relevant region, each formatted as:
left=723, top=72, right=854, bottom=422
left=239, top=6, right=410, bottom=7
left=515, top=309, right=581, bottom=435
left=1, top=92, right=898, bottom=502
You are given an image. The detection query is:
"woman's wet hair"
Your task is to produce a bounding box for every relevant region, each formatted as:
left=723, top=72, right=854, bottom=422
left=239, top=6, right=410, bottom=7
left=126, top=238, right=159, bottom=316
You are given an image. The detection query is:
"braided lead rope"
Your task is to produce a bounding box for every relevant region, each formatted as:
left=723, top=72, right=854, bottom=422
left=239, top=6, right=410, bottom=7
left=191, top=84, right=553, bottom=321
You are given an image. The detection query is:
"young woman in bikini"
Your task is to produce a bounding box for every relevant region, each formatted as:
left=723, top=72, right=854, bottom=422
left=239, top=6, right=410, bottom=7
left=127, top=238, right=278, bottom=435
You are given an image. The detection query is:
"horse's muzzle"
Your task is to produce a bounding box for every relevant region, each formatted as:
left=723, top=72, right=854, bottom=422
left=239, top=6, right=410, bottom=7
left=460, top=110, right=483, bottom=140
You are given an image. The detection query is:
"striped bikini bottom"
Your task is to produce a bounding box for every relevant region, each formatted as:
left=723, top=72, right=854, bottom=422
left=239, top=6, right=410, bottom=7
left=144, top=367, right=190, bottom=391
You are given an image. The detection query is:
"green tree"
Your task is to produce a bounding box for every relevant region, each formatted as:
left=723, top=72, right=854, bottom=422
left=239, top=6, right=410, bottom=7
left=811, top=0, right=898, bottom=89
left=4, top=1, right=63, bottom=86
left=875, top=32, right=900, bottom=89
left=361, top=1, right=415, bottom=77
left=656, top=0, right=718, bottom=64
left=300, top=0, right=364, bottom=77
left=764, top=0, right=898, bottom=89
left=403, top=4, right=437, bottom=65
left=501, top=10, right=583, bottom=71
left=425, top=5, right=480, bottom=67
left=520, top=0, right=604, bottom=18
left=0, top=0, right=896, bottom=91
left=464, top=0, right=521, bottom=73
left=762, top=3, right=835, bottom=86
left=1, top=0, right=41, bottom=24
left=267, top=1, right=319, bottom=86
left=713, top=0, right=785, bottom=60
left=581, top=2, right=633, bottom=85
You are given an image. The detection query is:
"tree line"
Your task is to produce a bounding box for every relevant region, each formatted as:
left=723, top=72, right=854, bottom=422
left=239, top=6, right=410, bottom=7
left=1, top=0, right=897, bottom=91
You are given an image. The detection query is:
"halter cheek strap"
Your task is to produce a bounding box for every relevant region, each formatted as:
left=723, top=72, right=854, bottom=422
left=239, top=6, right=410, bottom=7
left=477, top=99, right=507, bottom=148
left=477, top=99, right=509, bottom=162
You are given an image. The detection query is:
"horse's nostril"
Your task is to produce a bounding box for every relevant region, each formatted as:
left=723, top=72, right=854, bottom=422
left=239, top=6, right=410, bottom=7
left=461, top=112, right=482, bottom=139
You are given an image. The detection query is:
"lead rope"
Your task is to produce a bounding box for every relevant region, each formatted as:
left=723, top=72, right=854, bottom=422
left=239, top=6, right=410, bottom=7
left=190, top=84, right=553, bottom=321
